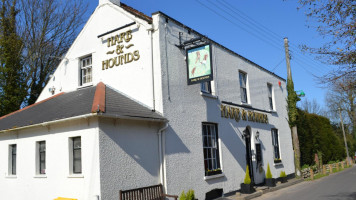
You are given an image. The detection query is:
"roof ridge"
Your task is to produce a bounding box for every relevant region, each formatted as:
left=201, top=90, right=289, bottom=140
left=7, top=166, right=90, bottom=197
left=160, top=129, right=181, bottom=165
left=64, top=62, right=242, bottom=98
left=0, top=92, right=65, bottom=121
left=91, top=82, right=106, bottom=113
left=120, top=2, right=152, bottom=24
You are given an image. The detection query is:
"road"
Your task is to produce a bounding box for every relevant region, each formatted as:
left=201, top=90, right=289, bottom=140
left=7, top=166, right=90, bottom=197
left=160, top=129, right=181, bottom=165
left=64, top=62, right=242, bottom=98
left=254, top=166, right=356, bottom=200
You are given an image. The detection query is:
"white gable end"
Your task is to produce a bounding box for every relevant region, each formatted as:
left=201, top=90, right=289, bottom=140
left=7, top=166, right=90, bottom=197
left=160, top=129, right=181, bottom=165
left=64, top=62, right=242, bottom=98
left=37, top=3, right=154, bottom=109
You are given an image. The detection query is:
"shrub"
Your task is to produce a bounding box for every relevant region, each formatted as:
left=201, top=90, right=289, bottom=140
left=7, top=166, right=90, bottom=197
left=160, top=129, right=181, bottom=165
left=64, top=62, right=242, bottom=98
left=186, top=190, right=195, bottom=200
left=244, top=165, right=251, bottom=184
left=280, top=171, right=286, bottom=178
left=179, top=191, right=186, bottom=200
left=180, top=190, right=195, bottom=200
left=302, top=164, right=310, bottom=170
left=266, top=163, right=272, bottom=179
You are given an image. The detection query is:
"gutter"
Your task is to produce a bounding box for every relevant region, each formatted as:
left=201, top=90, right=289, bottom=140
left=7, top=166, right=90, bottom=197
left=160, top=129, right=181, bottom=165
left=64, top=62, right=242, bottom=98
left=0, top=113, right=97, bottom=134
left=0, top=113, right=167, bottom=134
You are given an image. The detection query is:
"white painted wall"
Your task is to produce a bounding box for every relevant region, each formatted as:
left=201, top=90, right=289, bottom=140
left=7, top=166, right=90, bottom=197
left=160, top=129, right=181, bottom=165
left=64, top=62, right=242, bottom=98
left=153, top=13, right=294, bottom=199
left=37, top=2, right=155, bottom=110
left=98, top=118, right=162, bottom=200
left=0, top=118, right=101, bottom=200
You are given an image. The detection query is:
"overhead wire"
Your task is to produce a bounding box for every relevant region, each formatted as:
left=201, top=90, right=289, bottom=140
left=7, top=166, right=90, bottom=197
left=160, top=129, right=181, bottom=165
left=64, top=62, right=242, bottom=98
left=195, top=0, right=332, bottom=76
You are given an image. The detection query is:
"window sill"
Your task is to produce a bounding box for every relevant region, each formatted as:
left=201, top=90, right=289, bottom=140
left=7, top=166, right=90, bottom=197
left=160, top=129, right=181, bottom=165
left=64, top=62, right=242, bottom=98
left=274, top=161, right=283, bottom=166
left=77, top=83, right=93, bottom=89
left=269, top=110, right=277, bottom=113
left=34, top=175, right=47, bottom=178
left=68, top=174, right=84, bottom=178
left=200, top=92, right=218, bottom=99
left=5, top=175, right=17, bottom=179
left=204, top=173, right=225, bottom=181
left=240, top=103, right=252, bottom=107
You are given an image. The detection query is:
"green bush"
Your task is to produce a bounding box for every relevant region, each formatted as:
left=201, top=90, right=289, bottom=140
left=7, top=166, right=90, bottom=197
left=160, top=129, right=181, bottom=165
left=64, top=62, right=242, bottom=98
left=186, top=189, right=195, bottom=200
left=180, top=189, right=195, bottom=200
left=179, top=191, right=186, bottom=200
left=280, top=171, right=286, bottom=178
left=266, top=163, right=272, bottom=179
left=301, top=164, right=310, bottom=170
left=244, top=165, right=251, bottom=184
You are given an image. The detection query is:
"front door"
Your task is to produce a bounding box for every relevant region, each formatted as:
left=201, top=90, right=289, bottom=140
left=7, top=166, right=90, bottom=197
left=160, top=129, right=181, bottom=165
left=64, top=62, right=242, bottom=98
left=245, top=128, right=254, bottom=184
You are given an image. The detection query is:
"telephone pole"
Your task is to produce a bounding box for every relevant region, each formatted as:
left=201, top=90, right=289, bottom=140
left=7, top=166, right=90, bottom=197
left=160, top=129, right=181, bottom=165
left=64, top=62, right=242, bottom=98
left=338, top=108, right=350, bottom=163
left=284, top=37, right=301, bottom=176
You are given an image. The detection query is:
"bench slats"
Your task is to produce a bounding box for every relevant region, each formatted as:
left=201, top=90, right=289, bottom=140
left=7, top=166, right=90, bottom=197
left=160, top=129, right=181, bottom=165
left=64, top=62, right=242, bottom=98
left=120, top=184, right=177, bottom=200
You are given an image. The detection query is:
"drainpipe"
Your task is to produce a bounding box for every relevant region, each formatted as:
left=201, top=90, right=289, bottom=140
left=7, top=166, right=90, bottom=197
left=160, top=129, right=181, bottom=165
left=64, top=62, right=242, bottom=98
left=148, top=26, right=156, bottom=111
left=158, top=122, right=168, bottom=191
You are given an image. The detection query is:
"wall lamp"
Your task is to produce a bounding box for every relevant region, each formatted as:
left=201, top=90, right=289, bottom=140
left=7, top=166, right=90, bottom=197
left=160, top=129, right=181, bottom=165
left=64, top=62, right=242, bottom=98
left=255, top=131, right=260, bottom=140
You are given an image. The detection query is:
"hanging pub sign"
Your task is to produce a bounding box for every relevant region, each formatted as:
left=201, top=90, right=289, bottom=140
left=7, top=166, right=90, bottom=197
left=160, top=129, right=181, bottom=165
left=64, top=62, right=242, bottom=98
left=186, top=44, right=213, bottom=85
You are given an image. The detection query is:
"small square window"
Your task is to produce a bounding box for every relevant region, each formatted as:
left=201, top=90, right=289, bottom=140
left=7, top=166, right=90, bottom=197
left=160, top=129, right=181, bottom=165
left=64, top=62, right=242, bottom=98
left=201, top=81, right=212, bottom=94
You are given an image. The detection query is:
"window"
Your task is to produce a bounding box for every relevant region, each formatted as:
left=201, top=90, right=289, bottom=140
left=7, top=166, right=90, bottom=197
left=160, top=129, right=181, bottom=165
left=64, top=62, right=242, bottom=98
left=71, top=137, right=82, bottom=174
left=202, top=123, right=221, bottom=176
left=9, top=144, right=17, bottom=175
left=271, top=129, right=280, bottom=161
left=37, top=141, right=46, bottom=174
left=80, top=56, right=92, bottom=85
left=201, top=81, right=211, bottom=94
left=267, top=83, right=274, bottom=110
left=239, top=71, right=248, bottom=103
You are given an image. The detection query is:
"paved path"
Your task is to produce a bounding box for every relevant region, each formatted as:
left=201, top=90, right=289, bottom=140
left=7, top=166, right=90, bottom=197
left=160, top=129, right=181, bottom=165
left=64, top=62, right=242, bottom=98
left=253, top=166, right=356, bottom=200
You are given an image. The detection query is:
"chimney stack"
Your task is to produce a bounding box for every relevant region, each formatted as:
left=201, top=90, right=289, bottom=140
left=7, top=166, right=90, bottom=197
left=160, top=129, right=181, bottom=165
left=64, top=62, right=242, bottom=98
left=99, top=0, right=120, bottom=6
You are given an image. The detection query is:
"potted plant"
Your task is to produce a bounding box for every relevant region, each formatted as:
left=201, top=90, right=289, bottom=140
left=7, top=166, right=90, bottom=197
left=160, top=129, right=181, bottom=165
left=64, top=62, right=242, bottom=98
left=265, top=163, right=276, bottom=187
left=240, top=165, right=254, bottom=194
left=205, top=168, right=222, bottom=176
left=279, top=171, right=287, bottom=183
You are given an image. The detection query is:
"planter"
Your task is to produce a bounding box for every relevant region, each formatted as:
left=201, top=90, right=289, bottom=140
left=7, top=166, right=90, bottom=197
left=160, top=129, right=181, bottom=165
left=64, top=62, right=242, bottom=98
left=280, top=177, right=287, bottom=183
left=205, top=170, right=222, bottom=176
left=265, top=178, right=276, bottom=187
left=240, top=183, right=254, bottom=194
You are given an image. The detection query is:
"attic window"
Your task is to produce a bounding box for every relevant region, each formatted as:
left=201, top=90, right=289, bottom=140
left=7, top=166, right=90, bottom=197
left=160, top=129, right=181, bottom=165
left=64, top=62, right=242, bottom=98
left=80, top=56, right=92, bottom=86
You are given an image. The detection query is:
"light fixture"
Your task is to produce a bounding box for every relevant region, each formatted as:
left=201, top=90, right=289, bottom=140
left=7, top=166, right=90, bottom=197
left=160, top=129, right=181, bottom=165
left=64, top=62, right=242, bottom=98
left=242, top=130, right=250, bottom=139
left=255, top=131, right=260, bottom=140
left=296, top=90, right=305, bottom=97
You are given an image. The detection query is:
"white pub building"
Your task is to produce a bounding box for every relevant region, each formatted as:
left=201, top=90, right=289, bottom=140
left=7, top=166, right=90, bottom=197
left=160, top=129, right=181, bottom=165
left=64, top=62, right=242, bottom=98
left=0, top=0, right=295, bottom=199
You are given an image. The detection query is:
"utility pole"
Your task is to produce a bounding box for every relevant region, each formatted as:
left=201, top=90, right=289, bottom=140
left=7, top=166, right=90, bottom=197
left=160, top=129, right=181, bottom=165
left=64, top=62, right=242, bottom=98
left=284, top=37, right=301, bottom=176
left=338, top=108, right=350, bottom=163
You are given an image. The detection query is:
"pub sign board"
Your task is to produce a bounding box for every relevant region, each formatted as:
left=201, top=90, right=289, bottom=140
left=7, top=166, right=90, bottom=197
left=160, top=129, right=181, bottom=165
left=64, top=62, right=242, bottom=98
left=186, top=44, right=213, bottom=85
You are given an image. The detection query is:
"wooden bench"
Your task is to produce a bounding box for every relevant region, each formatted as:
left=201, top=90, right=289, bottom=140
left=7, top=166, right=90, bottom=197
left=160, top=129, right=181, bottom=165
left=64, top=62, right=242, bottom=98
left=119, top=184, right=178, bottom=200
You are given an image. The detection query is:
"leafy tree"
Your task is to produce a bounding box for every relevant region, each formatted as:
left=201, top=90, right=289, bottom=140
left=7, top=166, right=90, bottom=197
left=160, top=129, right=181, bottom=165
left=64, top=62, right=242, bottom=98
left=297, top=0, right=355, bottom=83
left=0, top=0, right=27, bottom=116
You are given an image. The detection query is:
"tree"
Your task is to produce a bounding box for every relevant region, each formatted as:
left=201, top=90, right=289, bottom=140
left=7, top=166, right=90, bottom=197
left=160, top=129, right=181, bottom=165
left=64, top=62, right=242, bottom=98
left=18, top=0, right=87, bottom=105
left=300, top=98, right=322, bottom=115
left=298, top=0, right=355, bottom=83
left=0, top=0, right=27, bottom=116
left=325, top=76, right=356, bottom=137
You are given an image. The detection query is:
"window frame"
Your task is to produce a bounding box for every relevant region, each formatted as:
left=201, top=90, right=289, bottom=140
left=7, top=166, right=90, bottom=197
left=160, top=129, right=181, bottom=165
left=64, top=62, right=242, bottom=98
left=70, top=136, right=82, bottom=174
left=239, top=71, right=248, bottom=103
left=271, top=129, right=281, bottom=161
left=79, top=55, right=92, bottom=86
left=202, top=123, right=222, bottom=176
left=201, top=81, right=212, bottom=94
left=36, top=141, right=46, bottom=175
left=267, top=83, right=274, bottom=110
left=9, top=144, right=17, bottom=175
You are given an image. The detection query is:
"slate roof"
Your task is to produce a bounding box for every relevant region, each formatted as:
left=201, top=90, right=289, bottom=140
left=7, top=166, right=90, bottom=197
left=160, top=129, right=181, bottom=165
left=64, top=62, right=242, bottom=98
left=0, top=82, right=165, bottom=132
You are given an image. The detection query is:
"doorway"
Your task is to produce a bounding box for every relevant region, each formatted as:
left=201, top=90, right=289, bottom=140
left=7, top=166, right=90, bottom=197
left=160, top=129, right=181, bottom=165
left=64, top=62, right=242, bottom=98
left=244, top=127, right=254, bottom=184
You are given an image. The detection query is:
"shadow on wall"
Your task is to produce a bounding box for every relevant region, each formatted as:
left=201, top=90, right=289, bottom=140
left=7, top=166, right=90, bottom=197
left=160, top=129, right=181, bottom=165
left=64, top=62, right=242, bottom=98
left=164, top=126, right=191, bottom=155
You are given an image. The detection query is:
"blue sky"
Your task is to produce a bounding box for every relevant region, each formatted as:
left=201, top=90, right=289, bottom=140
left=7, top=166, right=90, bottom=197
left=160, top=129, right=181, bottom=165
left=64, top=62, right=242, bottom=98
left=86, top=0, right=333, bottom=108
